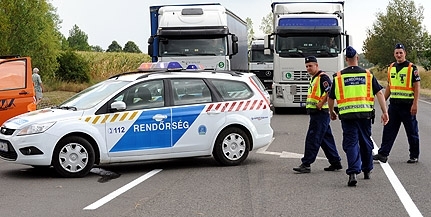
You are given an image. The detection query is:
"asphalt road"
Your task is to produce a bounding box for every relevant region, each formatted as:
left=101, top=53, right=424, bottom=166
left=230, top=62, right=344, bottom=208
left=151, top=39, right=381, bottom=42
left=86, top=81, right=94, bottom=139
left=1, top=99, right=431, bottom=217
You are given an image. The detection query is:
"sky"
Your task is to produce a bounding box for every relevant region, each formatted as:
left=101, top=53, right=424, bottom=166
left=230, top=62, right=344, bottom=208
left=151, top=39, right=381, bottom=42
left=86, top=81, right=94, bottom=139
left=50, top=0, right=431, bottom=53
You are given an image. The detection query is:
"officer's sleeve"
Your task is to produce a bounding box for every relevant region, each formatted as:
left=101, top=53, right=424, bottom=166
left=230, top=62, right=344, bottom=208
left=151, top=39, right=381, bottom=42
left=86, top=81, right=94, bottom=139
left=328, top=76, right=336, bottom=99
left=412, top=65, right=421, bottom=83
left=372, top=76, right=383, bottom=95
left=320, top=74, right=332, bottom=94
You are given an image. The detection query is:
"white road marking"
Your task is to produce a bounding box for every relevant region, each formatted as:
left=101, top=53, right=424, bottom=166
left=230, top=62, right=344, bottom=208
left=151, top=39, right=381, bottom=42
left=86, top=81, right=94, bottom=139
left=371, top=137, right=422, bottom=217
left=257, top=137, right=325, bottom=159
left=83, top=169, right=162, bottom=210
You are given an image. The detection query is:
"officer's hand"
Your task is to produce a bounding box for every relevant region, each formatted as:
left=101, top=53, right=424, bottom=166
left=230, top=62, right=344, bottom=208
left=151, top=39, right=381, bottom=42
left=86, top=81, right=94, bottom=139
left=411, top=104, right=418, bottom=115
left=381, top=113, right=389, bottom=125
left=330, top=111, right=337, bottom=120
left=316, top=102, right=323, bottom=110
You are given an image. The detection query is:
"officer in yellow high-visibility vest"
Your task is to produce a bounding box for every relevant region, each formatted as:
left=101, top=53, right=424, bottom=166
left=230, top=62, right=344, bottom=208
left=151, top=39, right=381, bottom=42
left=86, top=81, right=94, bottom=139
left=328, top=46, right=389, bottom=187
left=293, top=56, right=342, bottom=174
left=373, top=43, right=421, bottom=164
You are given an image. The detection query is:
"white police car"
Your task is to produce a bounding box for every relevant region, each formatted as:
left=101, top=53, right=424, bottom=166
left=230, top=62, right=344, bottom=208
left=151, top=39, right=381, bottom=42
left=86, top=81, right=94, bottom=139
left=0, top=62, right=273, bottom=177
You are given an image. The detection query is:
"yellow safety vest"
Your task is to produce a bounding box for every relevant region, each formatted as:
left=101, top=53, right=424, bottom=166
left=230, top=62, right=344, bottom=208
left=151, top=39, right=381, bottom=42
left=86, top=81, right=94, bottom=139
left=387, top=62, right=414, bottom=99
left=334, top=70, right=374, bottom=115
left=306, top=72, right=329, bottom=109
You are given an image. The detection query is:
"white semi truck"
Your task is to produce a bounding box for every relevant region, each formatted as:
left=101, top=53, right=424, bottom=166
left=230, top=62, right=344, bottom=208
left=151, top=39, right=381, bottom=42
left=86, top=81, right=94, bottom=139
left=148, top=3, right=248, bottom=71
left=248, top=38, right=273, bottom=92
left=264, top=1, right=351, bottom=112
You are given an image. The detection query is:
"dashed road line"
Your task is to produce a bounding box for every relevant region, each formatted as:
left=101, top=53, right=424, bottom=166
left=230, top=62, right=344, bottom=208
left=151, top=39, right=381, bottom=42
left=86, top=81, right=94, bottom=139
left=83, top=169, right=162, bottom=210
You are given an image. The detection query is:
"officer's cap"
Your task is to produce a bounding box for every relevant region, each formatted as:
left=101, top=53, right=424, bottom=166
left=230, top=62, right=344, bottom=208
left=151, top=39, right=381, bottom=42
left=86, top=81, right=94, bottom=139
left=305, top=56, right=317, bottom=63
left=395, top=43, right=405, bottom=50
left=345, top=46, right=357, bottom=58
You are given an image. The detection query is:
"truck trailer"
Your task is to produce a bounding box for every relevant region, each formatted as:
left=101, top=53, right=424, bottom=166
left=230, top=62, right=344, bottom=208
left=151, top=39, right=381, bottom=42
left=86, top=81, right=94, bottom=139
left=248, top=38, right=273, bottom=92
left=148, top=3, right=248, bottom=71
left=264, top=1, right=351, bottom=111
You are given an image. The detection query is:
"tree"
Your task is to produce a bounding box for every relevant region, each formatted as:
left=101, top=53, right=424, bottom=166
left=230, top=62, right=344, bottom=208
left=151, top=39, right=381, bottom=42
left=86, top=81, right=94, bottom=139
left=246, top=17, right=255, bottom=48
left=91, top=45, right=104, bottom=52
left=363, top=0, right=428, bottom=67
left=259, top=13, right=273, bottom=35
left=418, top=33, right=431, bottom=70
left=0, top=0, right=61, bottom=77
left=67, top=25, right=90, bottom=51
left=123, top=41, right=141, bottom=53
left=106, top=41, right=122, bottom=52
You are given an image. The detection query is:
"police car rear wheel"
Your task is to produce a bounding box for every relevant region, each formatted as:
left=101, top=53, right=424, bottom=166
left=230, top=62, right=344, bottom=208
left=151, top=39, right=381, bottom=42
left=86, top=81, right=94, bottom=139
left=213, top=127, right=250, bottom=166
left=52, top=136, right=95, bottom=178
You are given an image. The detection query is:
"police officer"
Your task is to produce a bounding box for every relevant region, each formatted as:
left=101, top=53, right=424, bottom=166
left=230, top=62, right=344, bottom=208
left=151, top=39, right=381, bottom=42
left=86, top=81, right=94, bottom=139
left=293, top=56, right=342, bottom=173
left=373, top=43, right=421, bottom=164
left=328, top=46, right=389, bottom=187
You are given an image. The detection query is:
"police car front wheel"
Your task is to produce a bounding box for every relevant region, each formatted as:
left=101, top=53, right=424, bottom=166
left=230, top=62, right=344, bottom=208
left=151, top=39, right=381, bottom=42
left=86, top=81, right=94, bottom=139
left=213, top=127, right=250, bottom=166
left=52, top=136, right=95, bottom=178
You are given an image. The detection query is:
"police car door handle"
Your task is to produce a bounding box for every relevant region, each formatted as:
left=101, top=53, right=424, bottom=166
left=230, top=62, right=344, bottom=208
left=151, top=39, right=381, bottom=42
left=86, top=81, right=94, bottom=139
left=152, top=114, right=168, bottom=121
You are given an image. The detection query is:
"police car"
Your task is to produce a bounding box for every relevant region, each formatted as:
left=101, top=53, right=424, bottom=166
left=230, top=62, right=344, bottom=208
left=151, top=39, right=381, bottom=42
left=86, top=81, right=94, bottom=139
left=0, top=62, right=273, bottom=178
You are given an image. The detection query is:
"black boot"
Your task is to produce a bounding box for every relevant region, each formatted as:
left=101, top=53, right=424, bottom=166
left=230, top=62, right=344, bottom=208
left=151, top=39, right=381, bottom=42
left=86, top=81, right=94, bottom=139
left=293, top=164, right=311, bottom=173
left=324, top=162, right=342, bottom=171
left=348, top=174, right=357, bottom=187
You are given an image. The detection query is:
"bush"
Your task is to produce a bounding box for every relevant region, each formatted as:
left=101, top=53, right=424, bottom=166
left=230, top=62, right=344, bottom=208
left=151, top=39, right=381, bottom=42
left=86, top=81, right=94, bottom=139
left=56, top=50, right=90, bottom=83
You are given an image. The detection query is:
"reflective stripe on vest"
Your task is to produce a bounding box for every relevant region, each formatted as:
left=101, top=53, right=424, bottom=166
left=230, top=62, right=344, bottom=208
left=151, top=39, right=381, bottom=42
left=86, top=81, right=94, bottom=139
left=387, top=62, right=414, bottom=99
left=335, top=70, right=374, bottom=115
left=306, top=72, right=329, bottom=109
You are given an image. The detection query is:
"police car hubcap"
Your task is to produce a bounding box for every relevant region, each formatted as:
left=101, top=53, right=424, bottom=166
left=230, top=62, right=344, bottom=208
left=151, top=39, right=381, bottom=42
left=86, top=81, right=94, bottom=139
left=222, top=133, right=245, bottom=160
left=59, top=143, right=89, bottom=173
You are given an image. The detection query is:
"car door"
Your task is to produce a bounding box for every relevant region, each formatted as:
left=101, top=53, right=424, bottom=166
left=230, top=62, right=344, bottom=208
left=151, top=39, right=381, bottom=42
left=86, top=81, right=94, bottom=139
left=105, top=79, right=173, bottom=157
left=169, top=78, right=226, bottom=153
left=0, top=56, right=34, bottom=125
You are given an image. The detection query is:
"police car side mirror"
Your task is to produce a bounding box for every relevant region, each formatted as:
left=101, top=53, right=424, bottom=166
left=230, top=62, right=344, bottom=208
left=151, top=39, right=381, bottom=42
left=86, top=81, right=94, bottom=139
left=110, top=101, right=126, bottom=111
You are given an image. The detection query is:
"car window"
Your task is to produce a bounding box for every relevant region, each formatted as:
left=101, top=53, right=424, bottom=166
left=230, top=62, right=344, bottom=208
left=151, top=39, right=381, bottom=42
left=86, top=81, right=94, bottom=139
left=114, top=80, right=164, bottom=111
left=0, top=60, right=26, bottom=91
left=171, top=78, right=211, bottom=106
left=250, top=75, right=267, bottom=92
left=210, top=79, right=253, bottom=101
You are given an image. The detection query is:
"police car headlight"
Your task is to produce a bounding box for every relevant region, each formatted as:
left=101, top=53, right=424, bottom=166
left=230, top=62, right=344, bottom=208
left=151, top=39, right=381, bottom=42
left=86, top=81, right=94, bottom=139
left=17, top=122, right=56, bottom=136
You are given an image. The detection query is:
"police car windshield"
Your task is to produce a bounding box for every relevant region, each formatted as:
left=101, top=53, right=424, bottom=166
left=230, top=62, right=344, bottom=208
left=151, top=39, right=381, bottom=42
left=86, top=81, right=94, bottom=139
left=59, top=80, right=130, bottom=110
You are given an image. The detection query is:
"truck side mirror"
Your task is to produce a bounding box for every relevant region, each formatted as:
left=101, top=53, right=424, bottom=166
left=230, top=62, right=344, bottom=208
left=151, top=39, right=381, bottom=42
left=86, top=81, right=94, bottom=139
left=346, top=34, right=352, bottom=47
left=264, top=35, right=272, bottom=55
left=231, top=35, right=238, bottom=55
left=147, top=37, right=154, bottom=57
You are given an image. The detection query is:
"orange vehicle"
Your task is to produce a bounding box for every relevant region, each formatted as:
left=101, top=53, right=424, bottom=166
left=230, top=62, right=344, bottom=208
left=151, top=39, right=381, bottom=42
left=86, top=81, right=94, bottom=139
left=0, top=55, right=36, bottom=125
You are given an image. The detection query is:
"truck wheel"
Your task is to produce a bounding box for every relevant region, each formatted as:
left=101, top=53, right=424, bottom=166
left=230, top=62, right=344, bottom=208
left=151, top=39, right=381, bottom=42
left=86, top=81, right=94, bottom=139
left=213, top=127, right=249, bottom=166
left=52, top=136, right=95, bottom=178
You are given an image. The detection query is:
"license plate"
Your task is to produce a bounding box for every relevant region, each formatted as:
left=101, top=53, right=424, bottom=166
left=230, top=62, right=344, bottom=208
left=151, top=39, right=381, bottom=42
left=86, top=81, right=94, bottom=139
left=0, top=141, right=8, bottom=152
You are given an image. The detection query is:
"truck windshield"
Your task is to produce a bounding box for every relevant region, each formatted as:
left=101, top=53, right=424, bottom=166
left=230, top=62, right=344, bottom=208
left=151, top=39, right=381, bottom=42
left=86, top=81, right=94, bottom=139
left=250, top=49, right=273, bottom=62
left=159, top=38, right=227, bottom=57
left=276, top=35, right=341, bottom=57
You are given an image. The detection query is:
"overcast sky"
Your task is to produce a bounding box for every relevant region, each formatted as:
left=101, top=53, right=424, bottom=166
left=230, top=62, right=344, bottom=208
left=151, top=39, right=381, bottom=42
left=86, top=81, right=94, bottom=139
left=50, top=0, right=431, bottom=53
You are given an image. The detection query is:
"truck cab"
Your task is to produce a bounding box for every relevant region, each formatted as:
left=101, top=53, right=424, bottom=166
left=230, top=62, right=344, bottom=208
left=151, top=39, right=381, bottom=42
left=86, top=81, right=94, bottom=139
left=0, top=55, right=35, bottom=125
left=265, top=1, right=350, bottom=111
left=148, top=3, right=248, bottom=72
left=248, top=38, right=274, bottom=92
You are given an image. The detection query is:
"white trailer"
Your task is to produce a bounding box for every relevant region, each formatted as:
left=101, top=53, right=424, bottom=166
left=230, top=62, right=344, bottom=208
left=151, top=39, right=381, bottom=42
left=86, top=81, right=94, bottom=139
left=148, top=3, right=248, bottom=71
left=265, top=1, right=351, bottom=111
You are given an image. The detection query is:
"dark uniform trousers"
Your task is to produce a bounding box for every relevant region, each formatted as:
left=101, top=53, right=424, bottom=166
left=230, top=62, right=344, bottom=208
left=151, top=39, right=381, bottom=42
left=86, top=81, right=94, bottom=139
left=302, top=110, right=341, bottom=165
left=340, top=118, right=373, bottom=175
left=379, top=103, right=420, bottom=158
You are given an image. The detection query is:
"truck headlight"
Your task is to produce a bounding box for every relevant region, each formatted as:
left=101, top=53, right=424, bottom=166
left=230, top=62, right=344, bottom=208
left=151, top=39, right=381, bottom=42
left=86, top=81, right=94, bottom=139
left=17, top=122, right=56, bottom=136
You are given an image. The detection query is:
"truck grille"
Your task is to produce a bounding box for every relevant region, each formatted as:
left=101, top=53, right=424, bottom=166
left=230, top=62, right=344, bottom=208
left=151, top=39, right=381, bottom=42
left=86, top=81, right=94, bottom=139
left=293, top=71, right=310, bottom=81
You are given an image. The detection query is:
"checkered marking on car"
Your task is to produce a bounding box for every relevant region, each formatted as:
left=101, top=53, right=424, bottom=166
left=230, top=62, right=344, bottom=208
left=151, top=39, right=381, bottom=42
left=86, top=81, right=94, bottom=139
left=81, top=111, right=140, bottom=125
left=206, top=99, right=267, bottom=112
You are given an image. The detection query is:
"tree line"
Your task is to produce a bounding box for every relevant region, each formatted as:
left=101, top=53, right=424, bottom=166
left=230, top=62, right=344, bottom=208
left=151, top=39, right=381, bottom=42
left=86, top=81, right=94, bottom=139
left=246, top=0, right=431, bottom=70
left=1, top=0, right=430, bottom=81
